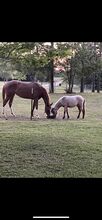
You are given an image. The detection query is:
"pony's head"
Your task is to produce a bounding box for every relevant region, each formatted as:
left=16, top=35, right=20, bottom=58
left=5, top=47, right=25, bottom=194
left=51, top=107, right=57, bottom=118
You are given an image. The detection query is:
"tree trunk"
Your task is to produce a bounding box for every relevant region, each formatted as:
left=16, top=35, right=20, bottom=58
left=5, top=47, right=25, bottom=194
left=68, top=70, right=72, bottom=93
left=50, top=58, right=54, bottom=93
left=92, top=72, right=95, bottom=92
left=96, top=42, right=102, bottom=93
left=71, top=74, right=75, bottom=93
left=49, top=42, right=54, bottom=93
left=68, top=84, right=72, bottom=93
left=65, top=68, right=74, bottom=93
left=68, top=75, right=73, bottom=93
left=80, top=76, right=84, bottom=93
left=97, top=73, right=100, bottom=93
left=66, top=79, right=74, bottom=93
left=80, top=60, right=85, bottom=93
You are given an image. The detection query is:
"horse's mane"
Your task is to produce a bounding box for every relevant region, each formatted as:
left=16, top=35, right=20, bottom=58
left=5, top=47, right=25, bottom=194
left=41, top=86, right=50, bottom=106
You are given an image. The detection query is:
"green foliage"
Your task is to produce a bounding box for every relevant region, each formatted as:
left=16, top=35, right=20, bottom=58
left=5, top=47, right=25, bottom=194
left=70, top=43, right=102, bottom=84
left=61, top=42, right=102, bottom=92
left=0, top=42, right=102, bottom=92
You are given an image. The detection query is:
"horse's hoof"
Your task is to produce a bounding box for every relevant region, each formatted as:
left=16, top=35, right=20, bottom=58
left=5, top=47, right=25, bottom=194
left=47, top=115, right=56, bottom=119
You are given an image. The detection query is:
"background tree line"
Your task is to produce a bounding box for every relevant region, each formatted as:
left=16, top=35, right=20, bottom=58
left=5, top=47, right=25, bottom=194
left=0, top=42, right=102, bottom=93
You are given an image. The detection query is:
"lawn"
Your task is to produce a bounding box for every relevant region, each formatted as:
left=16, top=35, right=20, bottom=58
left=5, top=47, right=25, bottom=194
left=0, top=81, right=102, bottom=177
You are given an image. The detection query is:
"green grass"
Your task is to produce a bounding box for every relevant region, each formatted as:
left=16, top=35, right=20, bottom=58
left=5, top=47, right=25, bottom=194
left=0, top=81, right=102, bottom=177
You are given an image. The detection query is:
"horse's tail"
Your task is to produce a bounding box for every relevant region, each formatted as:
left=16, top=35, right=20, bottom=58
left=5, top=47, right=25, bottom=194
left=2, top=85, right=6, bottom=102
left=82, top=99, right=85, bottom=119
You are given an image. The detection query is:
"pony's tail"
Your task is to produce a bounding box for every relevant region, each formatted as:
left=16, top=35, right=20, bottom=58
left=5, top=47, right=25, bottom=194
left=82, top=99, right=85, bottom=119
left=2, top=85, right=5, bottom=102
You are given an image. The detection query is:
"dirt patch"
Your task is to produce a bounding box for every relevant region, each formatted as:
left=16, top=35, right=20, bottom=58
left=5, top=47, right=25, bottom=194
left=0, top=114, right=79, bottom=121
left=0, top=115, right=47, bottom=121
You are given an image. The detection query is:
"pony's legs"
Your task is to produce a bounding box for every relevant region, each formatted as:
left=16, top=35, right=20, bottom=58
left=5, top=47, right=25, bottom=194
left=63, top=106, right=69, bottom=119
left=8, top=94, right=15, bottom=116
left=67, top=108, right=70, bottom=119
left=77, top=101, right=85, bottom=119
left=82, top=100, right=85, bottom=119
left=77, top=105, right=82, bottom=119
left=63, top=108, right=66, bottom=119
left=82, top=108, right=85, bottom=119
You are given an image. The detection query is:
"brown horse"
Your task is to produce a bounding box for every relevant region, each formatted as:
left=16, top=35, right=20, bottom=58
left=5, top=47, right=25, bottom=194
left=2, top=80, right=52, bottom=119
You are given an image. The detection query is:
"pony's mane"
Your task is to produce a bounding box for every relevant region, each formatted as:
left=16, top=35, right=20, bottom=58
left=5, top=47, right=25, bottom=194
left=52, top=96, right=65, bottom=108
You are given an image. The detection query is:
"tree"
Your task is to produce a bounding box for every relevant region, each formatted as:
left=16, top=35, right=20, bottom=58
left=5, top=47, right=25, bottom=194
left=70, top=43, right=102, bottom=93
left=1, top=42, right=102, bottom=94
left=0, top=42, right=49, bottom=81
left=49, top=42, right=54, bottom=93
left=96, top=42, right=102, bottom=93
left=0, top=42, right=59, bottom=92
left=53, top=42, right=73, bottom=93
left=0, top=42, right=74, bottom=93
left=0, top=58, right=19, bottom=81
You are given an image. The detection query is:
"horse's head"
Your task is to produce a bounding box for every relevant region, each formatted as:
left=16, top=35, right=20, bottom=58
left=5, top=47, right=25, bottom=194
left=45, top=103, right=53, bottom=117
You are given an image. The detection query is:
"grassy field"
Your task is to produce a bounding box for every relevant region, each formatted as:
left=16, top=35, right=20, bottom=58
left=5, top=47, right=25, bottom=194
left=0, top=81, right=102, bottom=177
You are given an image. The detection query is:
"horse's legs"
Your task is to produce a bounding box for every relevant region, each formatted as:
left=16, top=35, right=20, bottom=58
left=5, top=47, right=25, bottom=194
left=31, top=99, right=37, bottom=119
left=2, top=96, right=10, bottom=114
left=2, top=95, right=11, bottom=119
left=31, top=99, right=39, bottom=120
left=8, top=94, right=15, bottom=116
left=30, top=99, right=34, bottom=120
left=34, top=100, right=40, bottom=118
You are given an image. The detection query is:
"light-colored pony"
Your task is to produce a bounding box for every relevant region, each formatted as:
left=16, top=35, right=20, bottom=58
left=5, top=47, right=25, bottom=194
left=51, top=95, right=85, bottom=119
